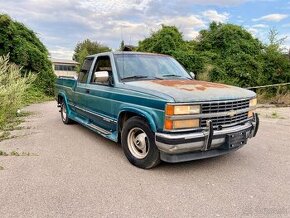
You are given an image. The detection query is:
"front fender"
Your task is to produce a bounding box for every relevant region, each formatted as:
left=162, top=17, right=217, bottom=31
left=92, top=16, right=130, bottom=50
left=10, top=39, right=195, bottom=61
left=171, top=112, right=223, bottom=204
left=118, top=107, right=158, bottom=132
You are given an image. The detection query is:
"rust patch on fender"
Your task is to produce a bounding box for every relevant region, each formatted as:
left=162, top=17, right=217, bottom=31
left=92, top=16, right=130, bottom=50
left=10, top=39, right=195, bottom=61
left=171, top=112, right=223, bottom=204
left=152, top=80, right=229, bottom=91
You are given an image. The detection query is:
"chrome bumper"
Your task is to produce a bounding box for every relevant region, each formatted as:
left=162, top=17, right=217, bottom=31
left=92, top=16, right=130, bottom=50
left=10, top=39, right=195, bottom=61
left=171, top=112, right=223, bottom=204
left=155, top=114, right=259, bottom=161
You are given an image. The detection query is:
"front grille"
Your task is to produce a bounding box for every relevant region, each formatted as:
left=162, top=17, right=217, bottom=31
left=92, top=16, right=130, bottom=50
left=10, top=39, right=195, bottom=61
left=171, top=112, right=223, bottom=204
left=201, top=99, right=250, bottom=114
left=201, top=112, right=248, bottom=128
left=200, top=99, right=251, bottom=128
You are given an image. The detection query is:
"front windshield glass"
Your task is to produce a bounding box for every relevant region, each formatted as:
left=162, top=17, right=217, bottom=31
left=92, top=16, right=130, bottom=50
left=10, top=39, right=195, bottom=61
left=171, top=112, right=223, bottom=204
left=114, top=54, right=191, bottom=81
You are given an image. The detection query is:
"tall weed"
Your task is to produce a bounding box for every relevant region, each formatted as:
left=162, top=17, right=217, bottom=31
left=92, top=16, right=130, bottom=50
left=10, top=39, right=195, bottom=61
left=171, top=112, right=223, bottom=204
left=0, top=55, right=35, bottom=129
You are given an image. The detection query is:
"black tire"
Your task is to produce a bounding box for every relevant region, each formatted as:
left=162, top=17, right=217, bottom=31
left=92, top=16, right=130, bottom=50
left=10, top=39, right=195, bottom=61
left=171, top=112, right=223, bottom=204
left=60, top=101, right=73, bottom=124
left=121, top=116, right=160, bottom=169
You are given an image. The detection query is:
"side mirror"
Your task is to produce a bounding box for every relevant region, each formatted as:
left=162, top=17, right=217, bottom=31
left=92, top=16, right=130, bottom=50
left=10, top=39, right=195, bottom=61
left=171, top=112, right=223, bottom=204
left=189, top=72, right=195, bottom=79
left=93, top=71, right=109, bottom=83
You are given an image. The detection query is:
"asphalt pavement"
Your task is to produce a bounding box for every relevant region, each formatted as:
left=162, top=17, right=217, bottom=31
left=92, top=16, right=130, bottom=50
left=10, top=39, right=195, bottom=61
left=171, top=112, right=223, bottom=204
left=0, top=101, right=289, bottom=217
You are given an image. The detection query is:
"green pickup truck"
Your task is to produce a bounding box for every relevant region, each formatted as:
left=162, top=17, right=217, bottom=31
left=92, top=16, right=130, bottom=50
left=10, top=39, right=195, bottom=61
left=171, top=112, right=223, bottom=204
left=55, top=52, right=259, bottom=169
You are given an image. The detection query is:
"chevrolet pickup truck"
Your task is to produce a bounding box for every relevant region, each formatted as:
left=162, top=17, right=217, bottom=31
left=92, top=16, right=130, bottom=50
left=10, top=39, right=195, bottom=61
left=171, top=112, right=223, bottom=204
left=55, top=52, right=259, bottom=169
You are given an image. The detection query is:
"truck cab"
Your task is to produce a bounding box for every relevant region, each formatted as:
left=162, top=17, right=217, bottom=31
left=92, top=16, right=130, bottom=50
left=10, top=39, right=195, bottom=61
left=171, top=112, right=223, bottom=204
left=55, top=52, right=259, bottom=169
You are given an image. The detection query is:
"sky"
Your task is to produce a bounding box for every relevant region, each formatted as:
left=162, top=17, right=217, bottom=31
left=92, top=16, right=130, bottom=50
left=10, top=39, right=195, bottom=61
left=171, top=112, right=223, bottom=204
left=0, top=0, right=290, bottom=59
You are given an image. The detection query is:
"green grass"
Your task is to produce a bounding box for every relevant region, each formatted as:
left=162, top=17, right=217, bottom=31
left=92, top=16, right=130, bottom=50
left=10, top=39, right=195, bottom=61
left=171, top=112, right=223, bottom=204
left=0, top=86, right=53, bottom=141
left=23, top=87, right=54, bottom=105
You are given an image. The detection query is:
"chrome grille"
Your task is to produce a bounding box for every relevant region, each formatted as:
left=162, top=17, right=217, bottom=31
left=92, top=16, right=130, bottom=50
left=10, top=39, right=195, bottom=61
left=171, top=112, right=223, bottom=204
left=201, top=112, right=248, bottom=128
left=201, top=99, right=250, bottom=114
left=200, top=99, right=250, bottom=128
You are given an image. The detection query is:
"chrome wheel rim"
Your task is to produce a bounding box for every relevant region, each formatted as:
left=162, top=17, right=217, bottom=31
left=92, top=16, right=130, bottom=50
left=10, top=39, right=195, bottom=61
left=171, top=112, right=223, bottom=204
left=127, top=127, right=149, bottom=159
left=61, top=104, right=67, bottom=121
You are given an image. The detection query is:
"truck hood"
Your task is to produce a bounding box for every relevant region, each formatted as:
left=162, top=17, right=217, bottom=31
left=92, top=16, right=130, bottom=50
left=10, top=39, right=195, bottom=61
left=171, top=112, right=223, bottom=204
left=124, top=80, right=256, bottom=102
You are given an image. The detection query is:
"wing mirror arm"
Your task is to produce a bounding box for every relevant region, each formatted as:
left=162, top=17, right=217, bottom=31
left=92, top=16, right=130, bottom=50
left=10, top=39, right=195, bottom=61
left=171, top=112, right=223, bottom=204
left=189, top=72, right=195, bottom=79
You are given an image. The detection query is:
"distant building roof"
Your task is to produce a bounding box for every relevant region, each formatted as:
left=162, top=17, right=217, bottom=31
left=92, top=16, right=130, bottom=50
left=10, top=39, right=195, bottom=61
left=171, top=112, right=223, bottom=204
left=50, top=58, right=79, bottom=65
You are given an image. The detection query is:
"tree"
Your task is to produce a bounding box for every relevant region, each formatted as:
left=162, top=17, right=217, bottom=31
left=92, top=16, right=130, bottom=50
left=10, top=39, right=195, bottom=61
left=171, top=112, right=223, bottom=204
left=119, top=40, right=125, bottom=51
left=138, top=25, right=186, bottom=55
left=137, top=25, right=205, bottom=74
left=196, top=22, right=264, bottom=87
left=0, top=14, right=56, bottom=95
left=259, top=29, right=290, bottom=90
left=137, top=23, right=290, bottom=90
left=73, top=39, right=111, bottom=70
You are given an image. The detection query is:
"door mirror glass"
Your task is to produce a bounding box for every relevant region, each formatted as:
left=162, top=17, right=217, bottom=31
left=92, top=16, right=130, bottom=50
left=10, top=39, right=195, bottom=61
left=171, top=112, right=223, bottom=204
left=93, top=71, right=109, bottom=83
left=189, top=72, right=195, bottom=79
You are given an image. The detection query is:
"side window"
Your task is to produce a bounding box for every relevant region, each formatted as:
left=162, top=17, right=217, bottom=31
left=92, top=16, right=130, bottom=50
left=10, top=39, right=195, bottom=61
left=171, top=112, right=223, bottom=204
left=90, top=56, right=112, bottom=85
left=78, top=58, right=93, bottom=83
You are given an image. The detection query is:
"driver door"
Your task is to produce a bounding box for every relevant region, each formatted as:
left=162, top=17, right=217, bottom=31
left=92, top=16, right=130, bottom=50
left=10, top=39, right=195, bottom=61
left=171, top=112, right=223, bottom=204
left=85, top=56, right=116, bottom=132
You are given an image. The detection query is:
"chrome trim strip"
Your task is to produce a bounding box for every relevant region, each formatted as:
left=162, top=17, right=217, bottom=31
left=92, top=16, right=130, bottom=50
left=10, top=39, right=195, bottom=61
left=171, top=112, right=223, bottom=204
left=163, top=117, right=253, bottom=133
left=166, top=97, right=255, bottom=106
left=157, top=122, right=253, bottom=140
left=166, top=106, right=256, bottom=120
left=74, top=105, right=117, bottom=123
left=87, top=123, right=111, bottom=135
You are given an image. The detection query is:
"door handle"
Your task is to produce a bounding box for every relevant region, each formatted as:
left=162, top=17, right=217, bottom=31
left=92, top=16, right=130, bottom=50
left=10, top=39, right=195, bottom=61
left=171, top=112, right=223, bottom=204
left=85, top=89, right=90, bottom=94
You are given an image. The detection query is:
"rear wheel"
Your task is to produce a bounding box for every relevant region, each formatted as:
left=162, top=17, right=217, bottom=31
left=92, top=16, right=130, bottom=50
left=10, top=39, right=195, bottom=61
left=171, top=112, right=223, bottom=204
left=121, top=116, right=160, bottom=169
left=60, top=101, right=73, bottom=124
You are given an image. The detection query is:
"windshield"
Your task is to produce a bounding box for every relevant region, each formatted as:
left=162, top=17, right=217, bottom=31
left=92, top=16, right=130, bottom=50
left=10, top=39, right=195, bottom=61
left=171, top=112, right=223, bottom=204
left=114, top=54, right=191, bottom=81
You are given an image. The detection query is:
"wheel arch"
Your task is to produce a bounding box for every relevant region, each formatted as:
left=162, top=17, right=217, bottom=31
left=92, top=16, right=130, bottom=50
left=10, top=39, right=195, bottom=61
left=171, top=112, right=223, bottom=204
left=117, top=108, right=157, bottom=133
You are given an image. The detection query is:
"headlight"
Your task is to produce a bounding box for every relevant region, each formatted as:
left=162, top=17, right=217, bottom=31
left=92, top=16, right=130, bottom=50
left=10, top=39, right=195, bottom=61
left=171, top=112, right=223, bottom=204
left=166, top=104, right=201, bottom=115
left=164, top=119, right=200, bottom=130
left=248, top=98, right=257, bottom=117
left=249, top=98, right=257, bottom=107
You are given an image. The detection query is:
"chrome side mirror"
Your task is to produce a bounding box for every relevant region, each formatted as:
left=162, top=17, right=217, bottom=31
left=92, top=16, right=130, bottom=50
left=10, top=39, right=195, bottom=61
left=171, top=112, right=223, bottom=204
left=93, top=71, right=109, bottom=83
left=189, top=72, right=195, bottom=79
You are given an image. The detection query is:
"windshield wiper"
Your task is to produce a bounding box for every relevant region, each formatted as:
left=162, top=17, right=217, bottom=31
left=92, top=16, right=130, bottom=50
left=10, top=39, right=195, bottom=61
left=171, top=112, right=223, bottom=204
left=162, top=74, right=192, bottom=80
left=162, top=74, right=182, bottom=78
left=121, top=75, right=148, bottom=81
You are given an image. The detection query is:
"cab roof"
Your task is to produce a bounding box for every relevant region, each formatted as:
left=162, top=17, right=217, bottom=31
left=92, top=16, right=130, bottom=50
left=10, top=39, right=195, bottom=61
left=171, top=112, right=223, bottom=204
left=87, top=51, right=170, bottom=58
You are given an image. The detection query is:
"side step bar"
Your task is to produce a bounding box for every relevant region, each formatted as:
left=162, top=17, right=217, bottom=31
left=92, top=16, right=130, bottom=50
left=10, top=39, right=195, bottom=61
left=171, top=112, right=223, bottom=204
left=87, top=123, right=111, bottom=135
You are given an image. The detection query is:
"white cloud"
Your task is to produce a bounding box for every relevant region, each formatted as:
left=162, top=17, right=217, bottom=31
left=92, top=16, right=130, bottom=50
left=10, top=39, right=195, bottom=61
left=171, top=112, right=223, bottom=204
left=252, top=24, right=269, bottom=28
left=247, top=28, right=258, bottom=35
left=180, top=0, right=249, bottom=6
left=158, top=15, right=205, bottom=39
left=253, top=14, right=288, bottom=22
left=49, top=46, right=74, bottom=59
left=202, top=10, right=229, bottom=23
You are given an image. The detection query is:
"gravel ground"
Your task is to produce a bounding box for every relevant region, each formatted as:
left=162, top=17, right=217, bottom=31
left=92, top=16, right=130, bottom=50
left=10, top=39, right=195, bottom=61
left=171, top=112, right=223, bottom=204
left=0, top=101, right=289, bottom=218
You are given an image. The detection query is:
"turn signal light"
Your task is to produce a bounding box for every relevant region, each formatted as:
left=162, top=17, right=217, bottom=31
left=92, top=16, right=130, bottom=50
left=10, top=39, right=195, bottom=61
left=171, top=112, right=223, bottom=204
left=164, top=119, right=200, bottom=130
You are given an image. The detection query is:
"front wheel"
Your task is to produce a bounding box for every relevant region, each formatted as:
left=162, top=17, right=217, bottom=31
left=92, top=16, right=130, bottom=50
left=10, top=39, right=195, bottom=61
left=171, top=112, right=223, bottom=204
left=121, top=116, right=160, bottom=169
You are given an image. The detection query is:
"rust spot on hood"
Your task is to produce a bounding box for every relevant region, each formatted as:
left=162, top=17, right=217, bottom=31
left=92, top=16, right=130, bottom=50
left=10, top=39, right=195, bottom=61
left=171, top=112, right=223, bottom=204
left=152, top=80, right=229, bottom=91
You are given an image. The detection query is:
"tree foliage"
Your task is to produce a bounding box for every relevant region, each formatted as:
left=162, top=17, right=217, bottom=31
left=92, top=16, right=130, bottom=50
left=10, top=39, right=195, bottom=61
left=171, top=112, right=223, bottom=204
left=0, top=14, right=56, bottom=95
left=137, top=25, right=205, bottom=75
left=73, top=39, right=111, bottom=70
left=137, top=23, right=290, bottom=89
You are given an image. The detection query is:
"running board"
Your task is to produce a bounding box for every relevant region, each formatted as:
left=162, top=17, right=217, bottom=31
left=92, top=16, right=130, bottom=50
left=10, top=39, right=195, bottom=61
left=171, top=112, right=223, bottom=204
left=87, top=123, right=111, bottom=135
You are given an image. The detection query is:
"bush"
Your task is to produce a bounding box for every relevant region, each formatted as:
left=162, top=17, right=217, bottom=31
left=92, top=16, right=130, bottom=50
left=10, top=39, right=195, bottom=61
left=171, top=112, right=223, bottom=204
left=0, top=14, right=56, bottom=95
left=0, top=55, right=35, bottom=129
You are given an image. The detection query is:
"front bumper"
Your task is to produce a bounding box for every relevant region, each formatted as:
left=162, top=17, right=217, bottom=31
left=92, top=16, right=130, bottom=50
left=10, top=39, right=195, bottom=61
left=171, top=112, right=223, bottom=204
left=155, top=113, right=259, bottom=163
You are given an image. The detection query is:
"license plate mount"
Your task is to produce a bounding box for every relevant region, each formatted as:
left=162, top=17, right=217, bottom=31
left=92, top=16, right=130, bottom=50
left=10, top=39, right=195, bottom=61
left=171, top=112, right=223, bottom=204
left=226, top=131, right=247, bottom=149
